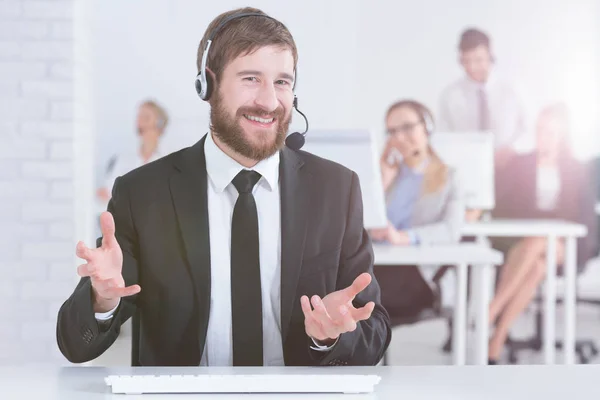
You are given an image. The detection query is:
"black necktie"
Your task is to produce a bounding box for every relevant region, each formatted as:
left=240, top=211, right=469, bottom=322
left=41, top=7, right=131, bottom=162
left=231, top=170, right=263, bottom=366
left=478, top=87, right=491, bottom=131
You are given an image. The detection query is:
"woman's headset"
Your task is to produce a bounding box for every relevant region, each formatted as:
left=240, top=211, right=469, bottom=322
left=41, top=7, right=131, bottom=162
left=385, top=100, right=435, bottom=165
left=386, top=99, right=435, bottom=136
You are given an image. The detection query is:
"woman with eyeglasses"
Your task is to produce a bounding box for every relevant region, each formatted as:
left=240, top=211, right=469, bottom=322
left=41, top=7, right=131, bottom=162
left=371, top=100, right=466, bottom=319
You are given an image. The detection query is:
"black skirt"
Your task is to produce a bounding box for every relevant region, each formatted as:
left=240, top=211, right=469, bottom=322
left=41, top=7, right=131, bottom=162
left=373, top=265, right=434, bottom=319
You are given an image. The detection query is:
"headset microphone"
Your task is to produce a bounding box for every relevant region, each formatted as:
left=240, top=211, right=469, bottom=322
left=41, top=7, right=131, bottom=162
left=285, top=96, right=309, bottom=151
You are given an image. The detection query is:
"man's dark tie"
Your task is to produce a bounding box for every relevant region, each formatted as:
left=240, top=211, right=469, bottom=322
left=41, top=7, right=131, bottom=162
left=231, top=169, right=263, bottom=366
left=478, top=87, right=491, bottom=131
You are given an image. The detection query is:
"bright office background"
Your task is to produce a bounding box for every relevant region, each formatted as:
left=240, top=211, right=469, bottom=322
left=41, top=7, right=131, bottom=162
left=1, top=0, right=599, bottom=367
left=91, top=0, right=600, bottom=183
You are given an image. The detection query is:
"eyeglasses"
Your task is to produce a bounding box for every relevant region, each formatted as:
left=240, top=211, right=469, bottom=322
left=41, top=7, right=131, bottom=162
left=386, top=121, right=424, bottom=136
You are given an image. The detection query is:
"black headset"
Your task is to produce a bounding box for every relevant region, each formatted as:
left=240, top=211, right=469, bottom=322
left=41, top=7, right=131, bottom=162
left=387, top=100, right=435, bottom=136
left=195, top=12, right=308, bottom=150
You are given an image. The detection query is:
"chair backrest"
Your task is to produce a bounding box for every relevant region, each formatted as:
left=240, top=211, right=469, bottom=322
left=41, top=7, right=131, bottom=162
left=302, top=129, right=388, bottom=229
left=429, top=131, right=496, bottom=210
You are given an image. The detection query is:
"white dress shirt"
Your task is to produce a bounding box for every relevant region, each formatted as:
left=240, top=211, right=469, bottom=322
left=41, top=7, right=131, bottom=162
left=438, top=72, right=531, bottom=151
left=536, top=164, right=561, bottom=211
left=201, top=132, right=283, bottom=366
left=95, top=133, right=333, bottom=365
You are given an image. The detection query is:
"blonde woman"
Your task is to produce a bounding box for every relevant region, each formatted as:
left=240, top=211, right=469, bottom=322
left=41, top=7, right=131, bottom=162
left=371, top=100, right=465, bottom=318
left=488, top=103, right=598, bottom=363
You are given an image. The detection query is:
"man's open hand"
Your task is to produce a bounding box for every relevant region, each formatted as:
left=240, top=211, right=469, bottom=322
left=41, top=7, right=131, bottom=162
left=300, top=273, right=375, bottom=344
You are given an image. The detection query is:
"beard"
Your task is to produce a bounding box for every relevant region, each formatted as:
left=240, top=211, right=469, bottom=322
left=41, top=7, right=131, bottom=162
left=210, top=91, right=291, bottom=161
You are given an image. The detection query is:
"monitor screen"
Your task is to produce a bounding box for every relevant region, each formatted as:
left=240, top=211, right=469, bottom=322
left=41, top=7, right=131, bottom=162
left=302, top=130, right=388, bottom=229
left=429, top=131, right=496, bottom=210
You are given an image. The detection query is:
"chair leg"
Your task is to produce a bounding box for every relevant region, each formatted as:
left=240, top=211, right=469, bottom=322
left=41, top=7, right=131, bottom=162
left=442, top=318, right=453, bottom=353
left=555, top=340, right=599, bottom=364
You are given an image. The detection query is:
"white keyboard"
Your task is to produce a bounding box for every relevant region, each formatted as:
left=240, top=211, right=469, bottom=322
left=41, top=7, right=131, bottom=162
left=105, top=373, right=381, bottom=394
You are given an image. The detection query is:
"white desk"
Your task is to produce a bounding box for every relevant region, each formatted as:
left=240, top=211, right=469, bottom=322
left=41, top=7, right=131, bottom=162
left=373, top=243, right=503, bottom=365
left=461, top=219, right=588, bottom=365
left=5, top=365, right=600, bottom=399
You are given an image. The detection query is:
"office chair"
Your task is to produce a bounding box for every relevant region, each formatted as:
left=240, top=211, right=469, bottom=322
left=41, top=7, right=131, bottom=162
left=504, top=256, right=600, bottom=364
left=381, top=265, right=454, bottom=366
left=505, top=291, right=599, bottom=364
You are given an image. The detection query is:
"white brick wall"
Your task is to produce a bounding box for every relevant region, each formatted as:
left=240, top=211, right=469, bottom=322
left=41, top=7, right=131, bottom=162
left=0, top=61, right=47, bottom=81
left=0, top=1, right=22, bottom=18
left=21, top=121, right=73, bottom=138
left=22, top=1, right=72, bottom=20
left=0, top=0, right=78, bottom=366
left=0, top=21, right=49, bottom=39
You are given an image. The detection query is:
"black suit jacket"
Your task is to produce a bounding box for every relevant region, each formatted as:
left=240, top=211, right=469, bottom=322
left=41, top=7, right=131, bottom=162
left=492, top=152, right=598, bottom=265
left=56, top=136, right=391, bottom=366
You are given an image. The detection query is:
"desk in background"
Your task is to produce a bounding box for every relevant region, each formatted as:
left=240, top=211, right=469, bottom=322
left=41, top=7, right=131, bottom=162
left=373, top=243, right=503, bottom=365
left=461, top=219, right=588, bottom=365
left=4, top=365, right=599, bottom=400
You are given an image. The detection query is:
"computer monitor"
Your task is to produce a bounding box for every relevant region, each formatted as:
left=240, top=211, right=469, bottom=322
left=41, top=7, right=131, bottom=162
left=429, top=131, right=495, bottom=210
left=302, top=129, right=388, bottom=229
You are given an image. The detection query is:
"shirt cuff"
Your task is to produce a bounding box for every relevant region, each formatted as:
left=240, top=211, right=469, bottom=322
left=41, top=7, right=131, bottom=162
left=94, top=299, right=120, bottom=321
left=407, top=230, right=420, bottom=245
left=309, top=336, right=339, bottom=352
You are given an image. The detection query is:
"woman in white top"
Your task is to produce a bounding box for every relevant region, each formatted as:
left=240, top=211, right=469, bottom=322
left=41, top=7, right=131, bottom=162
left=97, top=99, right=169, bottom=203
left=488, top=103, right=598, bottom=363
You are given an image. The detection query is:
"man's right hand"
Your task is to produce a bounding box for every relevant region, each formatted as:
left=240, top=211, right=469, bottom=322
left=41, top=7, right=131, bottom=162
left=76, top=211, right=141, bottom=313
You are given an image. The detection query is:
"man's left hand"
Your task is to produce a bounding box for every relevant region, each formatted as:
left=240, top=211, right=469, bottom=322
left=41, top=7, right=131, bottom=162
left=300, top=273, right=375, bottom=345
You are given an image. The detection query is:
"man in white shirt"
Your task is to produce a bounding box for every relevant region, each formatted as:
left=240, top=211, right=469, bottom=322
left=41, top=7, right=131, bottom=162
left=56, top=7, right=391, bottom=367
left=97, top=99, right=168, bottom=204
left=438, top=28, right=530, bottom=168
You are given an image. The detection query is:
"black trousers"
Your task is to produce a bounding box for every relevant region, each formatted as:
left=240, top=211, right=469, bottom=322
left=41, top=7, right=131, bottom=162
left=373, top=265, right=434, bottom=319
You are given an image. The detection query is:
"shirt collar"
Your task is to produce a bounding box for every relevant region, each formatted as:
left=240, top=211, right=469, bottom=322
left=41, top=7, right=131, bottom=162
left=402, top=155, right=430, bottom=176
left=204, top=132, right=280, bottom=193
left=137, top=146, right=162, bottom=163
left=464, top=67, right=497, bottom=91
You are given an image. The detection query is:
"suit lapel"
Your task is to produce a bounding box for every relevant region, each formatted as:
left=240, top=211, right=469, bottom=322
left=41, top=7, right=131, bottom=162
left=279, top=147, right=312, bottom=342
left=169, top=135, right=211, bottom=353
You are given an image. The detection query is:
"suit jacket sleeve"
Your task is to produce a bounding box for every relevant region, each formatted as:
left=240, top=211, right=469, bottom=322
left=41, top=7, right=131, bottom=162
left=311, top=171, right=392, bottom=366
left=409, top=169, right=465, bottom=245
left=56, top=176, right=140, bottom=363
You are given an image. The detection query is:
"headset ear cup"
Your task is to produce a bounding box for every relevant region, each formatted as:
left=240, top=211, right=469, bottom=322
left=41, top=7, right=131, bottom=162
left=195, top=71, right=214, bottom=101
left=424, top=111, right=434, bottom=135
left=195, top=71, right=215, bottom=101
left=204, top=72, right=214, bottom=101
left=195, top=74, right=205, bottom=99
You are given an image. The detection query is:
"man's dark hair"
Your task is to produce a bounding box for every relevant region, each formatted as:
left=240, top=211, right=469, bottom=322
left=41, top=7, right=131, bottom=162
left=197, top=7, right=297, bottom=82
left=459, top=28, right=490, bottom=52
